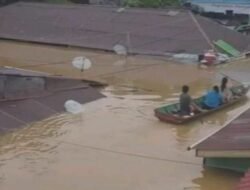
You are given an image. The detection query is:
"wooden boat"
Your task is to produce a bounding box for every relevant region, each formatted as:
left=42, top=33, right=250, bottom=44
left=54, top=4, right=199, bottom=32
left=154, top=85, right=249, bottom=124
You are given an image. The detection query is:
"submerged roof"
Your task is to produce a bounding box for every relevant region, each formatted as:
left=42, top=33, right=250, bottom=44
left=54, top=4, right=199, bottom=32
left=0, top=67, right=105, bottom=133
left=0, top=2, right=250, bottom=55
left=190, top=106, right=250, bottom=157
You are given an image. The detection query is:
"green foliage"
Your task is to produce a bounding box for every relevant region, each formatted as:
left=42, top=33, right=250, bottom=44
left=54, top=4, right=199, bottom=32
left=124, top=0, right=180, bottom=8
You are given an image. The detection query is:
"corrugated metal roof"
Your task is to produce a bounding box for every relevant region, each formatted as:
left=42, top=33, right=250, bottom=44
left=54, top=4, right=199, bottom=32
left=0, top=2, right=250, bottom=54
left=193, top=107, right=250, bottom=151
left=0, top=67, right=105, bottom=133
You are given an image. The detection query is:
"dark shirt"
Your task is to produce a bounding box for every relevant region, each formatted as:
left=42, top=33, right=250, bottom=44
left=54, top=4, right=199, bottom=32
left=180, top=93, right=191, bottom=115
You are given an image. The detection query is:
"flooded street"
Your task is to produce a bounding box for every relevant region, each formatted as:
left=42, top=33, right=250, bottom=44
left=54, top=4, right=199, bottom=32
left=0, top=41, right=248, bottom=189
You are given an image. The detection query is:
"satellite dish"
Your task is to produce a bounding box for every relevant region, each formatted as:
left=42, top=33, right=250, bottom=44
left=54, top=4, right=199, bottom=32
left=64, top=100, right=85, bottom=114
left=72, top=56, right=92, bottom=71
left=113, top=44, right=127, bottom=56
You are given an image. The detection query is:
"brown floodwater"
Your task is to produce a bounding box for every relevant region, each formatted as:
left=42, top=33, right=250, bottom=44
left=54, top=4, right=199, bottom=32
left=0, top=40, right=249, bottom=190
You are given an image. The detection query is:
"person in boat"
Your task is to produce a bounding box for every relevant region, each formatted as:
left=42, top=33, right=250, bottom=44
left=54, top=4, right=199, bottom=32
left=202, top=85, right=222, bottom=110
left=220, top=77, right=233, bottom=103
left=179, top=85, right=202, bottom=115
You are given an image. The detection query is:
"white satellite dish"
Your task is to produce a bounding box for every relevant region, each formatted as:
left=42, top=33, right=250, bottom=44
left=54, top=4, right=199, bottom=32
left=64, top=100, right=85, bottom=114
left=72, top=56, right=92, bottom=71
left=113, top=44, right=127, bottom=56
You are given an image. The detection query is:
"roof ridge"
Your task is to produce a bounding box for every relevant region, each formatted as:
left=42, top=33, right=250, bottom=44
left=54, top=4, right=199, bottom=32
left=188, top=11, right=215, bottom=51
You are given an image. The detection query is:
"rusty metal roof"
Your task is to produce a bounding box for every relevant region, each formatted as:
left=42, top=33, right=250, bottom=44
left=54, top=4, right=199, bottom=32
left=0, top=2, right=250, bottom=55
left=192, top=107, right=250, bottom=151
left=0, top=67, right=105, bottom=133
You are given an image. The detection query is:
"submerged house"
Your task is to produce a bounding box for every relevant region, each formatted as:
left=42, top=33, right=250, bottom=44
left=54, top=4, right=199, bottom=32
left=0, top=67, right=105, bottom=132
left=0, top=2, right=250, bottom=56
left=189, top=107, right=250, bottom=173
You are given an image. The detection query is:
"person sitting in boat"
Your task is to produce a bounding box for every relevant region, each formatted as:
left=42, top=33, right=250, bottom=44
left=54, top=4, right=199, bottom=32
left=220, top=77, right=233, bottom=103
left=202, top=85, right=222, bottom=110
left=179, top=85, right=202, bottom=116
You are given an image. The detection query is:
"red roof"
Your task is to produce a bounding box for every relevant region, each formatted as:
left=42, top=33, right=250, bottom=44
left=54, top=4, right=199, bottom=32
left=237, top=170, right=250, bottom=190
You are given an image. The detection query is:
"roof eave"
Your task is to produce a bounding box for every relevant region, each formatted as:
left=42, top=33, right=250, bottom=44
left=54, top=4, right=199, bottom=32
left=197, top=149, right=250, bottom=158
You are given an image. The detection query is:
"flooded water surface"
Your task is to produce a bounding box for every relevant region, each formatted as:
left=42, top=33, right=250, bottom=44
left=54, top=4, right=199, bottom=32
left=0, top=41, right=248, bottom=190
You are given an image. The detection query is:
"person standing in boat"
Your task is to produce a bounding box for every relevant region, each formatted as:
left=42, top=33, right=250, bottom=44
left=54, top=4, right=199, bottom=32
left=220, top=77, right=233, bottom=103
left=202, top=85, right=222, bottom=109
